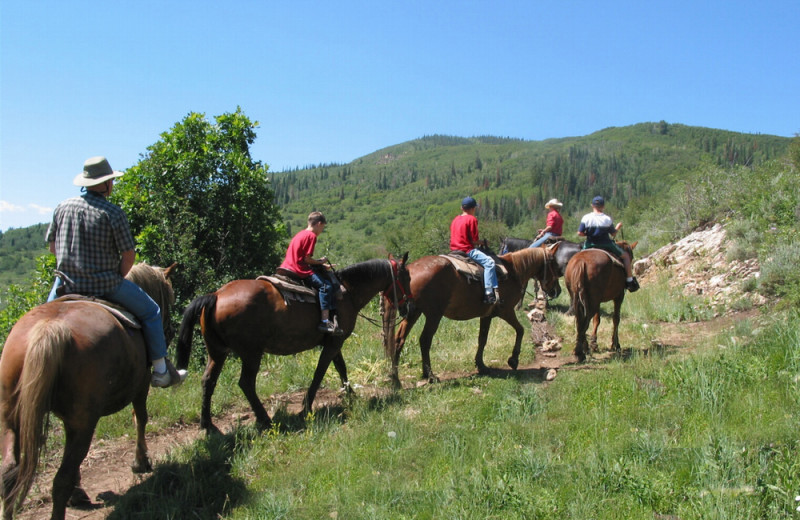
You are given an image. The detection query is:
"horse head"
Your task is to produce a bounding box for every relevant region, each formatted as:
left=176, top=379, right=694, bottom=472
left=126, top=262, right=177, bottom=342
left=384, top=252, right=412, bottom=317
left=617, top=240, right=638, bottom=260
left=540, top=248, right=561, bottom=298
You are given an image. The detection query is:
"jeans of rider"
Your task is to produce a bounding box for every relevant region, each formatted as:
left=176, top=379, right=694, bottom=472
left=49, top=277, right=168, bottom=362
left=47, top=277, right=63, bottom=302
left=468, top=248, right=498, bottom=291
left=529, top=232, right=556, bottom=248
left=309, top=272, right=337, bottom=311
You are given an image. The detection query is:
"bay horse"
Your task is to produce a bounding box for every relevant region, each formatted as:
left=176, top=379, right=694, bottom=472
left=564, top=241, right=637, bottom=362
left=381, top=247, right=559, bottom=388
left=175, top=255, right=410, bottom=433
left=0, top=263, right=176, bottom=520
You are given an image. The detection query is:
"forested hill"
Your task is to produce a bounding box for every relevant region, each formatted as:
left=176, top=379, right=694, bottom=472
left=270, top=122, right=790, bottom=261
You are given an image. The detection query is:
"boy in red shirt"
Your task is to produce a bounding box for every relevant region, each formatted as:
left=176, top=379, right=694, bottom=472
left=279, top=211, right=343, bottom=334
left=450, top=197, right=499, bottom=304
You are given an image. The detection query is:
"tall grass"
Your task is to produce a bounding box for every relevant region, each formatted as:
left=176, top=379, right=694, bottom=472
left=64, top=294, right=798, bottom=519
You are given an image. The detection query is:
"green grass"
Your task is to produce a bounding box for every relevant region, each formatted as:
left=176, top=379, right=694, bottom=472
left=37, top=292, right=800, bottom=519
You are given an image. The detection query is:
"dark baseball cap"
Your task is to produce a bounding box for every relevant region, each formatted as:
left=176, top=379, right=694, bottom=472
left=591, top=196, right=605, bottom=206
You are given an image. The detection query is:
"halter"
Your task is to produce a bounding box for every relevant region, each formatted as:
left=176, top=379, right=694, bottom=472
left=539, top=249, right=557, bottom=291
left=383, top=258, right=412, bottom=310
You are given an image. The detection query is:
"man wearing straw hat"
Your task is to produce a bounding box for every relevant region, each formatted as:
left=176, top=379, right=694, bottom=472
left=529, top=198, right=564, bottom=248
left=45, top=156, right=186, bottom=388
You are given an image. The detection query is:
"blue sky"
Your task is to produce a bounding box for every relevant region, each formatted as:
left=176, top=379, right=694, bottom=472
left=1, top=0, right=798, bottom=231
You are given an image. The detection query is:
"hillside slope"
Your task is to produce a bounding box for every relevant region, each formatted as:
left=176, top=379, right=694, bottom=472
left=270, top=123, right=788, bottom=262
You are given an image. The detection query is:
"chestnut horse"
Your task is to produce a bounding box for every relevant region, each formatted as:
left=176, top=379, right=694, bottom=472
left=175, top=255, right=410, bottom=433
left=381, top=247, right=558, bottom=388
left=564, top=241, right=637, bottom=361
left=0, top=263, right=176, bottom=520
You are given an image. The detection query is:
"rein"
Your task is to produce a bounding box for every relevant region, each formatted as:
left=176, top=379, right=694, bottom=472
left=330, top=259, right=410, bottom=329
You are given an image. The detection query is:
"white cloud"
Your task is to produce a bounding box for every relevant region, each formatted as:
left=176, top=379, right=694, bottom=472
left=29, top=203, right=53, bottom=215
left=0, top=200, right=26, bottom=213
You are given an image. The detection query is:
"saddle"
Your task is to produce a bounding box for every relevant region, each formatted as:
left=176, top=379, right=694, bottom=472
left=440, top=252, right=508, bottom=283
left=258, top=268, right=344, bottom=306
left=55, top=295, right=141, bottom=329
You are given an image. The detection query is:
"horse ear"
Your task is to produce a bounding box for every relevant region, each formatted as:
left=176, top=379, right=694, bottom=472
left=163, top=262, right=178, bottom=279
left=630, top=241, right=638, bottom=250
left=402, top=251, right=409, bottom=264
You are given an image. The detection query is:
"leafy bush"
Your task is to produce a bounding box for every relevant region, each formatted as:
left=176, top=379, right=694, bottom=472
left=0, top=254, right=55, bottom=346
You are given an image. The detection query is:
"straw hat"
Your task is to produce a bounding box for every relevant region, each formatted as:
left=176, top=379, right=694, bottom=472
left=73, top=156, right=125, bottom=187
left=545, top=198, right=563, bottom=209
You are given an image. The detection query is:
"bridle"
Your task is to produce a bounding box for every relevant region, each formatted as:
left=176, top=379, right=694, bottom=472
left=383, top=258, right=412, bottom=311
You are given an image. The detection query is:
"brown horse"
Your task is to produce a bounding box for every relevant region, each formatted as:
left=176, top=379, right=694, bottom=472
left=381, top=247, right=559, bottom=388
left=175, top=255, right=410, bottom=433
left=564, top=241, right=637, bottom=361
left=0, top=263, right=176, bottom=520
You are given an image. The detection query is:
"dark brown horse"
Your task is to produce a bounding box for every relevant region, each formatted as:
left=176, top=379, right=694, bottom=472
left=564, top=241, right=637, bottom=361
left=175, top=255, right=410, bottom=433
left=381, top=247, right=559, bottom=388
left=0, top=263, right=176, bottom=520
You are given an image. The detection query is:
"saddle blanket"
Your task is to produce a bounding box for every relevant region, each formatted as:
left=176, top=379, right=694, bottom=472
left=439, top=253, right=508, bottom=283
left=56, top=295, right=140, bottom=329
left=584, top=248, right=625, bottom=268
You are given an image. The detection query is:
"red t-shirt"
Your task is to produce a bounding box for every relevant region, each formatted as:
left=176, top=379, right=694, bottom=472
left=546, top=210, right=564, bottom=236
left=450, top=214, right=479, bottom=253
left=279, top=229, right=316, bottom=277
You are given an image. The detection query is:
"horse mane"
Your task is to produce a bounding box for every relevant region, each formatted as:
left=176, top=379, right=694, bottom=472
left=126, top=263, right=175, bottom=310
left=336, top=259, right=388, bottom=284
left=503, top=247, right=547, bottom=276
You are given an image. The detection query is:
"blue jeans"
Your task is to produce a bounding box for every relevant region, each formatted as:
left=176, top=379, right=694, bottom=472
left=309, top=272, right=337, bottom=311
left=529, top=232, right=556, bottom=248
left=468, top=249, right=498, bottom=291
left=49, top=278, right=168, bottom=361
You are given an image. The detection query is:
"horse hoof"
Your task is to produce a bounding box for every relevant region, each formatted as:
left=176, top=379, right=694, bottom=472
left=427, top=375, right=440, bottom=384
left=131, top=459, right=153, bottom=474
left=68, top=487, right=92, bottom=507
left=507, top=357, right=519, bottom=370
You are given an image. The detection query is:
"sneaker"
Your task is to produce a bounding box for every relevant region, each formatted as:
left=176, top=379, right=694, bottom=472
left=151, top=359, right=187, bottom=388
left=318, top=320, right=344, bottom=335
left=626, top=278, right=640, bottom=292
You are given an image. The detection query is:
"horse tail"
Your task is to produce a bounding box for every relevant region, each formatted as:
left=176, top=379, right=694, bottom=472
left=574, top=261, right=590, bottom=318
left=380, top=294, right=397, bottom=360
left=11, top=319, right=70, bottom=508
left=175, top=294, right=217, bottom=369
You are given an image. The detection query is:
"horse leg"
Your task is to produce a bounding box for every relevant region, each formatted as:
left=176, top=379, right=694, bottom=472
left=573, top=308, right=590, bottom=362
left=237, top=353, right=271, bottom=430
left=303, top=343, right=343, bottom=416
left=0, top=427, right=19, bottom=519
left=475, top=317, right=492, bottom=373
left=589, top=312, right=600, bottom=352
left=51, top=424, right=96, bottom=520
left=391, top=308, right=421, bottom=389
left=419, top=314, right=443, bottom=384
left=200, top=352, right=228, bottom=432
left=130, top=392, right=152, bottom=473
left=611, top=295, right=624, bottom=352
left=502, top=312, right=526, bottom=371
left=331, top=351, right=352, bottom=396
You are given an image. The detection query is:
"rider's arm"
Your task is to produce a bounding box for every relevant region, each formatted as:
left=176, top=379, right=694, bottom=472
left=304, top=255, right=329, bottom=266
left=49, top=241, right=56, bottom=255
left=120, top=249, right=135, bottom=277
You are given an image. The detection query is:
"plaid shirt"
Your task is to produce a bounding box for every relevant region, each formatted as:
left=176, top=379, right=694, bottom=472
left=46, top=191, right=136, bottom=295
